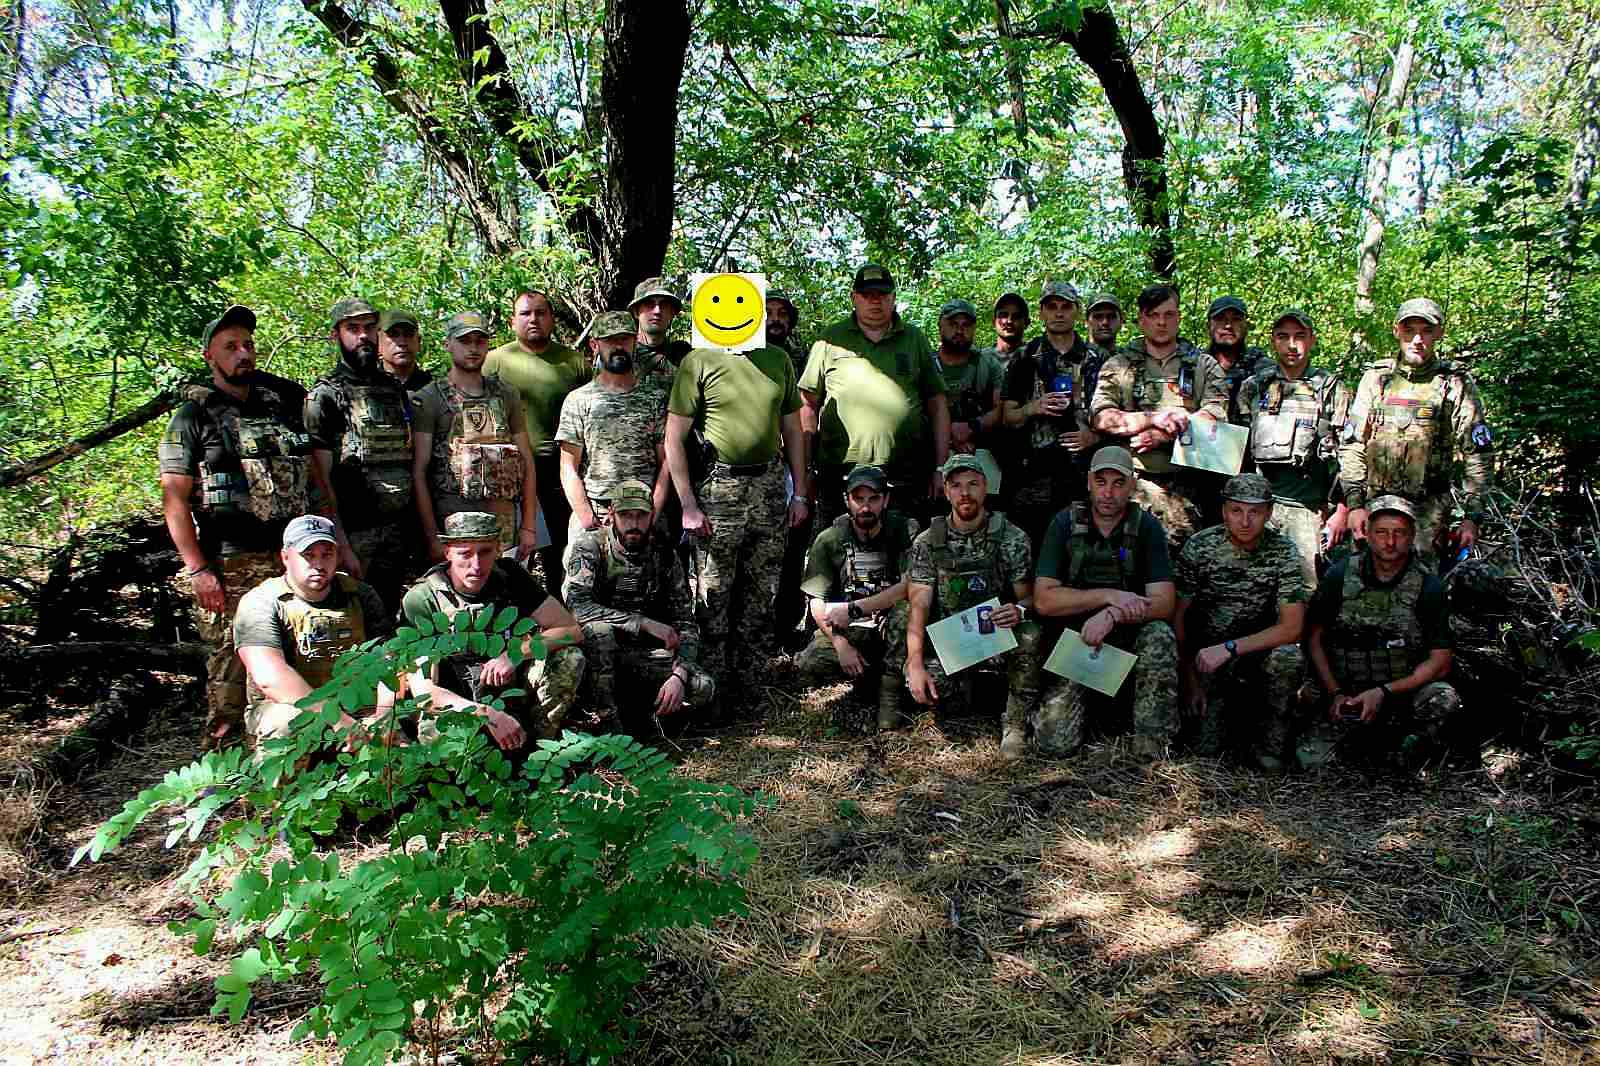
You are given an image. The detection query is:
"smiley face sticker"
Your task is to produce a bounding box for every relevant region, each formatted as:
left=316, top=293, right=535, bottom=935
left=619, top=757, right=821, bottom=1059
left=690, top=272, right=767, bottom=352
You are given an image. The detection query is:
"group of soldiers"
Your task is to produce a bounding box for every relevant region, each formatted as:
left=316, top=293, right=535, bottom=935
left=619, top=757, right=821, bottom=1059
left=160, top=266, right=1493, bottom=770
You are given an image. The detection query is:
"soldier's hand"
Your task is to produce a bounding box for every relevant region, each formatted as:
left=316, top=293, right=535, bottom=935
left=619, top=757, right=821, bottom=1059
left=1106, top=590, right=1149, bottom=622
left=1348, top=507, right=1370, bottom=541
left=1456, top=519, right=1479, bottom=548
left=1040, top=391, right=1071, bottom=417
left=190, top=568, right=226, bottom=614
left=1322, top=509, right=1349, bottom=549
left=479, top=653, right=516, bottom=688
left=950, top=420, right=975, bottom=449
left=483, top=707, right=527, bottom=751
left=1060, top=428, right=1098, bottom=453
left=823, top=602, right=852, bottom=630
left=834, top=636, right=866, bottom=677
left=907, top=662, right=938, bottom=705
left=641, top=619, right=680, bottom=651
left=787, top=495, right=810, bottom=529
left=1082, top=608, right=1116, bottom=648
left=1354, top=687, right=1384, bottom=723
left=1129, top=428, right=1168, bottom=453
left=1185, top=684, right=1208, bottom=717
left=681, top=504, right=713, bottom=538
left=654, top=675, right=687, bottom=717
left=517, top=526, right=538, bottom=562
left=1154, top=408, right=1190, bottom=435
left=927, top=471, right=942, bottom=501
left=1194, top=644, right=1231, bottom=674
left=339, top=543, right=364, bottom=578
left=579, top=508, right=601, bottom=532
left=990, top=603, right=1024, bottom=628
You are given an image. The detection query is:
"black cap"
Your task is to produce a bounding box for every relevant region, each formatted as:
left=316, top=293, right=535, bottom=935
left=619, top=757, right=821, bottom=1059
left=852, top=263, right=895, bottom=293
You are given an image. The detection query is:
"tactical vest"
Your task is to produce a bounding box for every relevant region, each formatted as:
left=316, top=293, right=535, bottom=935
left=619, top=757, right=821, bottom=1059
left=832, top=513, right=913, bottom=601
left=1250, top=367, right=1340, bottom=467
left=1326, top=555, right=1428, bottom=689
left=1132, top=342, right=1201, bottom=414
left=600, top=526, right=661, bottom=613
left=433, top=378, right=524, bottom=502
left=1065, top=502, right=1143, bottom=591
left=926, top=513, right=1013, bottom=618
left=1021, top=339, right=1090, bottom=452
left=326, top=378, right=414, bottom=514
left=1362, top=360, right=1462, bottom=499
left=255, top=575, right=367, bottom=692
left=1218, top=347, right=1265, bottom=418
left=191, top=385, right=313, bottom=522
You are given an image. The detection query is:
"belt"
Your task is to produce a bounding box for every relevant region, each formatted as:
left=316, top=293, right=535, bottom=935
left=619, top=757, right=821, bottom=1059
left=713, top=460, right=772, bottom=477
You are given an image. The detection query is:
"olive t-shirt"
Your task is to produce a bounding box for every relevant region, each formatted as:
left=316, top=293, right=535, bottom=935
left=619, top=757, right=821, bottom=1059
left=233, top=577, right=391, bottom=656
left=1035, top=507, right=1172, bottom=589
left=667, top=344, right=801, bottom=467
left=936, top=350, right=1005, bottom=425
left=410, top=375, right=528, bottom=522
left=800, top=513, right=921, bottom=600
left=484, top=340, right=590, bottom=458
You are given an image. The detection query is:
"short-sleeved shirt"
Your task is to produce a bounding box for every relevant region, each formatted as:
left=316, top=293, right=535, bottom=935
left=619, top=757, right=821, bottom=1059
left=667, top=344, right=801, bottom=467
left=484, top=339, right=589, bottom=458
left=800, top=512, right=921, bottom=601
left=233, top=576, right=391, bottom=657
left=304, top=362, right=416, bottom=530
left=1174, top=525, right=1308, bottom=644
left=410, top=375, right=528, bottom=521
left=1035, top=506, right=1172, bottom=591
left=1003, top=335, right=1107, bottom=490
left=157, top=373, right=310, bottom=556
left=937, top=349, right=1005, bottom=426
left=1089, top=339, right=1229, bottom=475
left=907, top=514, right=1033, bottom=619
left=800, top=315, right=946, bottom=482
left=400, top=561, right=551, bottom=693
left=1308, top=554, right=1452, bottom=650
left=554, top=379, right=666, bottom=504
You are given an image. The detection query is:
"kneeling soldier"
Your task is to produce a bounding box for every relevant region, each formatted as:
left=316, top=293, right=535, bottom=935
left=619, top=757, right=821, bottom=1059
left=564, top=480, right=715, bottom=727
left=233, top=516, right=395, bottom=747
left=400, top=512, right=586, bottom=753
left=796, top=465, right=921, bottom=729
left=1300, top=495, right=1460, bottom=768
left=1174, top=473, right=1308, bottom=770
left=1032, top=447, right=1179, bottom=758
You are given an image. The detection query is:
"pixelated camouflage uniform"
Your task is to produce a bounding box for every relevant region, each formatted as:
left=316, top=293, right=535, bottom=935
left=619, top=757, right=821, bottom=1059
left=554, top=379, right=667, bottom=562
left=564, top=523, right=715, bottom=721
left=692, top=459, right=790, bottom=682
left=1176, top=525, right=1308, bottom=765
left=1217, top=345, right=1270, bottom=424
left=1339, top=356, right=1494, bottom=561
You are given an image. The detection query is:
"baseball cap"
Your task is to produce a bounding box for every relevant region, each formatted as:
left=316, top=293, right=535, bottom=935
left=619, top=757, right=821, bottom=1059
left=1208, top=295, right=1248, bottom=318
left=852, top=263, right=895, bottom=293
left=1040, top=281, right=1081, bottom=304
left=444, top=311, right=491, bottom=340
left=1085, top=293, right=1121, bottom=313
left=610, top=480, right=654, bottom=514
left=379, top=309, right=419, bottom=332
left=201, top=304, right=256, bottom=349
left=628, top=277, right=683, bottom=312
left=992, top=291, right=1027, bottom=315
left=588, top=310, right=637, bottom=340
left=1367, top=495, right=1418, bottom=522
left=330, top=298, right=377, bottom=329
left=1088, top=446, right=1135, bottom=477
left=1272, top=309, right=1316, bottom=332
left=939, top=298, right=979, bottom=321
left=1222, top=473, right=1272, bottom=504
left=1394, top=297, right=1444, bottom=326
left=844, top=464, right=891, bottom=492
left=282, top=515, right=337, bottom=553
left=438, top=511, right=503, bottom=543
left=940, top=453, right=987, bottom=479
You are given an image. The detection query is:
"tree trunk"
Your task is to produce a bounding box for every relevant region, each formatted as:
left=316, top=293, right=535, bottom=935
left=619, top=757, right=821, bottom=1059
left=0, top=390, right=178, bottom=488
left=1558, top=32, right=1600, bottom=280
left=1353, top=30, right=1418, bottom=318
left=992, top=0, right=1037, bottom=213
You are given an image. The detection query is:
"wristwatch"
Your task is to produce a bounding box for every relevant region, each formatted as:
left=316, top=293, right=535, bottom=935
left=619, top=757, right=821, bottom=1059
left=847, top=601, right=864, bottom=622
left=1224, top=639, right=1238, bottom=659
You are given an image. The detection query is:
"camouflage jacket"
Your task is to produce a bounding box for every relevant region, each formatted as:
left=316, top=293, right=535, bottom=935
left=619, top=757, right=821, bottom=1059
left=1175, top=525, right=1308, bottom=645
left=565, top=525, right=701, bottom=665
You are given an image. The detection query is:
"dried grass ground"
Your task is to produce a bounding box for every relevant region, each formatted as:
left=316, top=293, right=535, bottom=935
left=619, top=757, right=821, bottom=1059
left=2, top=665, right=1597, bottom=1065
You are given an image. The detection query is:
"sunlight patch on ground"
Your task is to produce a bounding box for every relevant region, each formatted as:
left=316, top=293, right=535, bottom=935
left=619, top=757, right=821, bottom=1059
left=1289, top=999, right=1390, bottom=1059
left=1096, top=904, right=1201, bottom=960
left=1129, top=863, right=1204, bottom=901
left=1121, top=827, right=1198, bottom=865
left=1192, top=917, right=1304, bottom=974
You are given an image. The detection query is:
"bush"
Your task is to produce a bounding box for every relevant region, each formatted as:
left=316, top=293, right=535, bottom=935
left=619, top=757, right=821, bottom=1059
left=74, top=608, right=769, bottom=1064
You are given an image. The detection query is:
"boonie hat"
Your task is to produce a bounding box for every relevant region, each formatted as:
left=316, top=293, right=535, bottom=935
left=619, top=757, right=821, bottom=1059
left=1040, top=281, right=1081, bottom=304
left=1222, top=473, right=1273, bottom=504
left=282, top=514, right=337, bottom=553
left=379, top=309, right=419, bottom=332
left=628, top=276, right=683, bottom=313
left=1208, top=295, right=1248, bottom=318
left=852, top=263, right=895, bottom=293
left=1394, top=297, right=1444, bottom=326
left=610, top=480, right=654, bottom=514
left=1085, top=293, right=1121, bottom=313
left=992, top=291, right=1028, bottom=314
left=1272, top=309, right=1316, bottom=332
left=845, top=464, right=891, bottom=492
left=1088, top=446, right=1135, bottom=477
left=940, top=453, right=987, bottom=480
left=330, top=298, right=377, bottom=329
left=438, top=512, right=504, bottom=542
left=444, top=311, right=491, bottom=340
left=201, top=304, right=256, bottom=348
left=939, top=298, right=978, bottom=321
left=1367, top=495, right=1418, bottom=522
left=588, top=310, right=637, bottom=340
left=767, top=290, right=799, bottom=323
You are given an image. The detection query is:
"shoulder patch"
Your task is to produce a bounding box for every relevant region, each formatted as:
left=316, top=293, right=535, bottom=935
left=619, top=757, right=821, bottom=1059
left=1470, top=422, right=1492, bottom=448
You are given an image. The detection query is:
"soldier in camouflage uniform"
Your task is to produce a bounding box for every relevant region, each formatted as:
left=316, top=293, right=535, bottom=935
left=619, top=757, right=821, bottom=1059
left=1206, top=295, right=1270, bottom=425
left=934, top=299, right=1006, bottom=459
left=796, top=465, right=921, bottom=729
left=903, top=454, right=1042, bottom=760
left=1174, top=473, right=1309, bottom=771
left=564, top=481, right=714, bottom=728
left=1084, top=293, right=1124, bottom=355
left=1236, top=310, right=1352, bottom=586
left=769, top=290, right=814, bottom=641
left=1340, top=298, right=1495, bottom=564
left=630, top=277, right=692, bottom=393
left=400, top=512, right=587, bottom=749
left=1032, top=447, right=1179, bottom=758
left=160, top=305, right=322, bottom=748
left=1299, top=496, right=1460, bottom=769
left=1091, top=284, right=1229, bottom=555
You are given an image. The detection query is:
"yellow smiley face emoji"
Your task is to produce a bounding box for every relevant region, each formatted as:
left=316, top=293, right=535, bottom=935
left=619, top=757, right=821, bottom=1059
left=691, top=273, right=764, bottom=349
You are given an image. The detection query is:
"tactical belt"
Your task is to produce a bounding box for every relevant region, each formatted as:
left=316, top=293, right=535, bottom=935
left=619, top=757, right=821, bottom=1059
left=713, top=459, right=773, bottom=477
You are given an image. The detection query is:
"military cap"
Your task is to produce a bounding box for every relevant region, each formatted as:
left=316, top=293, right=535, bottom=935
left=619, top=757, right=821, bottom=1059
left=844, top=464, right=891, bottom=492
left=438, top=511, right=503, bottom=542
left=444, top=310, right=491, bottom=340
left=627, top=277, right=683, bottom=312
left=767, top=290, right=800, bottom=324
left=588, top=310, right=637, bottom=340
left=1088, top=446, right=1135, bottom=477
left=330, top=298, right=377, bottom=329
left=379, top=308, right=419, bottom=332
left=939, top=298, right=979, bottom=321
left=940, top=453, right=987, bottom=480
left=1085, top=293, right=1121, bottom=313
left=1040, top=280, right=1081, bottom=304
left=1221, top=472, right=1273, bottom=504
left=1366, top=495, right=1417, bottom=522
left=1394, top=297, right=1444, bottom=326
left=282, top=514, right=337, bottom=553
left=852, top=263, right=895, bottom=293
left=1208, top=295, right=1248, bottom=318
left=992, top=291, right=1028, bottom=315
left=610, top=479, right=654, bottom=514
left=1272, top=309, right=1315, bottom=332
left=201, top=304, right=256, bottom=349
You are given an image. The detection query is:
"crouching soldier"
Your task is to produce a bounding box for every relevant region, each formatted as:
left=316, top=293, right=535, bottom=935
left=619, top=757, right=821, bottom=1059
left=903, top=454, right=1041, bottom=760
left=1299, top=495, right=1460, bottom=769
left=564, top=480, right=715, bottom=728
left=796, top=465, right=921, bottom=729
left=233, top=516, right=396, bottom=747
left=400, top=512, right=586, bottom=753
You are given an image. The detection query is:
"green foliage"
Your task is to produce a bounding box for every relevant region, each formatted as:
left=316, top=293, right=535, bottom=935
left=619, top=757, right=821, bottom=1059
left=73, top=609, right=770, bottom=1063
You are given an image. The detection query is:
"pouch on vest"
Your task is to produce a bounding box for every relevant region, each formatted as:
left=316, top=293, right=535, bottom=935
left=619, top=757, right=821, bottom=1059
left=447, top=396, right=523, bottom=501
left=345, top=386, right=413, bottom=513
left=1328, top=560, right=1425, bottom=688
left=1366, top=428, right=1432, bottom=498
left=199, top=414, right=311, bottom=521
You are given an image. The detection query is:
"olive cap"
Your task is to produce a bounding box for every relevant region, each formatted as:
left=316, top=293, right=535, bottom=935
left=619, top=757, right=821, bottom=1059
left=992, top=291, right=1027, bottom=315
left=444, top=310, right=491, bottom=340
left=201, top=304, right=256, bottom=348
left=1208, top=295, right=1248, bottom=318
left=767, top=290, right=799, bottom=323
left=1394, top=297, right=1444, bottom=326
left=939, top=298, right=978, bottom=321
left=940, top=453, right=987, bottom=480
left=1040, top=280, right=1081, bottom=304
left=330, top=298, right=377, bottom=329
left=1367, top=495, right=1417, bottom=522
left=588, top=310, right=637, bottom=340
left=628, top=276, right=683, bottom=313
left=379, top=308, right=419, bottom=332
left=1088, top=446, right=1135, bottom=477
left=1085, top=293, right=1121, bottom=313
left=1221, top=472, right=1273, bottom=504
left=1272, top=309, right=1315, bottom=332
left=610, top=480, right=655, bottom=514
left=845, top=464, right=891, bottom=492
left=852, top=263, right=895, bottom=293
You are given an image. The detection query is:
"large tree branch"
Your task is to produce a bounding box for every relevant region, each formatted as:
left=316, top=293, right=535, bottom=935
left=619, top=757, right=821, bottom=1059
left=0, top=390, right=176, bottom=488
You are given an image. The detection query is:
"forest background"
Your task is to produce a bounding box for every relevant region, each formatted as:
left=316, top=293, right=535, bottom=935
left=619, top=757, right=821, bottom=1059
left=0, top=0, right=1597, bottom=539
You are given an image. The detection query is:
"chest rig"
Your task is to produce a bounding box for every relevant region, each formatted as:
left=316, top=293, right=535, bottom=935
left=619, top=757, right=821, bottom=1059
left=1065, top=502, right=1144, bottom=591
left=191, top=385, right=312, bottom=522
left=329, top=377, right=414, bottom=513
left=926, top=513, right=1013, bottom=617
left=600, top=526, right=661, bottom=614
left=1327, top=556, right=1428, bottom=689
left=1132, top=342, right=1201, bottom=414
left=1362, top=361, right=1460, bottom=499
left=434, top=378, right=524, bottom=501
left=1251, top=367, right=1340, bottom=466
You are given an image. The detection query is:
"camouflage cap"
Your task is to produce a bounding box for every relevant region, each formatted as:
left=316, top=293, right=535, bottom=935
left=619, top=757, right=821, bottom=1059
left=201, top=304, right=256, bottom=348
left=1085, top=292, right=1121, bottom=313
left=330, top=298, right=377, bottom=329
left=939, top=298, right=978, bottom=321
left=379, top=308, right=419, bottom=332
left=1366, top=495, right=1417, bottom=522
left=940, top=453, right=987, bottom=480
left=1088, top=446, right=1135, bottom=477
left=444, top=310, right=491, bottom=340
left=1221, top=472, right=1273, bottom=504
left=438, top=511, right=503, bottom=542
left=1394, top=297, right=1444, bottom=327
left=852, top=263, right=895, bottom=293
left=844, top=464, right=891, bottom=492
left=1208, top=294, right=1248, bottom=318
left=610, top=479, right=654, bottom=514
left=628, top=276, right=683, bottom=312
left=1272, top=308, right=1315, bottom=332
left=1040, top=280, right=1081, bottom=304
left=992, top=291, right=1027, bottom=315
left=589, top=310, right=637, bottom=340
left=767, top=290, right=799, bottom=323
left=282, top=514, right=337, bottom=552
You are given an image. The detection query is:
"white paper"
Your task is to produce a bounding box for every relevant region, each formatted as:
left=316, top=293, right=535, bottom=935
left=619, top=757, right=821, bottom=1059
left=1171, top=419, right=1249, bottom=476
left=1043, top=628, right=1138, bottom=697
left=925, top=597, right=1017, bottom=675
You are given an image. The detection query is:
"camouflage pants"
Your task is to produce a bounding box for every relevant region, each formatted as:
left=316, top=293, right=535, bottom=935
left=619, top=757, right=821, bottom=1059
left=182, top=550, right=283, bottom=749
left=1295, top=680, right=1461, bottom=769
left=1136, top=473, right=1203, bottom=555
left=1034, top=621, right=1179, bottom=756
left=581, top=621, right=717, bottom=721
left=503, top=644, right=587, bottom=738
left=894, top=615, right=1043, bottom=736
left=1184, top=644, right=1303, bottom=766
left=690, top=460, right=788, bottom=683
left=1410, top=493, right=1453, bottom=566
left=349, top=521, right=415, bottom=619
left=795, top=617, right=901, bottom=715
left=1268, top=502, right=1322, bottom=588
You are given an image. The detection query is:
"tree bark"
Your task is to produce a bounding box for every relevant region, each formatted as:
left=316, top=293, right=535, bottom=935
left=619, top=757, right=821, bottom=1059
left=4, top=641, right=206, bottom=673
left=992, top=0, right=1037, bottom=212
left=0, top=390, right=178, bottom=488
left=1353, top=31, right=1418, bottom=317
left=1558, top=32, right=1600, bottom=278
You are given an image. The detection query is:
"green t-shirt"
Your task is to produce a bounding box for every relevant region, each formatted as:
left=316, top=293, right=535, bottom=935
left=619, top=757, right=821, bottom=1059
left=667, top=344, right=801, bottom=466
left=799, top=316, right=946, bottom=480
left=800, top=513, right=920, bottom=600
left=484, top=339, right=590, bottom=458
left=936, top=349, right=1005, bottom=425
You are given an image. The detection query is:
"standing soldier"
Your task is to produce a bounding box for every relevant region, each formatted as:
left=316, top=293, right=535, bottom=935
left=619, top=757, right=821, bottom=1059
left=768, top=289, right=812, bottom=640
left=159, top=305, right=319, bottom=749
left=1090, top=283, right=1228, bottom=554
left=1340, top=298, right=1495, bottom=564
left=1236, top=310, right=1350, bottom=586
left=902, top=455, right=1041, bottom=760
left=486, top=290, right=590, bottom=592
left=305, top=298, right=418, bottom=614
left=981, top=291, right=1031, bottom=371
left=564, top=480, right=716, bottom=727
left=1174, top=474, right=1308, bottom=771
left=766, top=290, right=805, bottom=377
left=1084, top=293, right=1125, bottom=356
left=377, top=309, right=433, bottom=392
left=411, top=311, right=540, bottom=567
left=796, top=465, right=921, bottom=729
left=1206, top=295, right=1269, bottom=424
left=934, top=299, right=1006, bottom=458
left=630, top=277, right=692, bottom=392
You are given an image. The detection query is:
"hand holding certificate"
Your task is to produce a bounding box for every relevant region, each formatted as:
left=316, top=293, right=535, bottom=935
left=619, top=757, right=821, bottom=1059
left=1171, top=418, right=1249, bottom=476
left=925, top=597, right=1016, bottom=675
left=1044, top=628, right=1138, bottom=697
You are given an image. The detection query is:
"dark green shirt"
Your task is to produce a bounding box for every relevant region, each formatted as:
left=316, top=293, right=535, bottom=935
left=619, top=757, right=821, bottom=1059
left=1036, top=506, right=1172, bottom=591
left=800, top=512, right=921, bottom=601
left=668, top=344, right=801, bottom=466
left=1309, top=554, right=1452, bottom=650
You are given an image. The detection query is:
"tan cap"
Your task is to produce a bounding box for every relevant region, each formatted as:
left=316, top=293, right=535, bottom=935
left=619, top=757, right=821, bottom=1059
left=1394, top=298, right=1444, bottom=326
left=1088, top=446, right=1135, bottom=476
left=610, top=480, right=654, bottom=514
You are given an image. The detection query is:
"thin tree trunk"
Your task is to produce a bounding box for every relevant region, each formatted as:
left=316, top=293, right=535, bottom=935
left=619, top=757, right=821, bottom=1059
left=0, top=391, right=178, bottom=488
left=992, top=0, right=1036, bottom=212
left=1353, top=30, right=1418, bottom=317
left=1557, top=32, right=1600, bottom=279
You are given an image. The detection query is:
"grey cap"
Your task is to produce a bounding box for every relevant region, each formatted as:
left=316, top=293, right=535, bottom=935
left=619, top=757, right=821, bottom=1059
left=1085, top=293, right=1121, bottom=313
left=1040, top=280, right=1081, bottom=304
left=939, top=298, right=979, bottom=321
left=852, top=263, right=895, bottom=293
left=1272, top=309, right=1316, bottom=332
left=1394, top=297, right=1444, bottom=326
left=201, top=304, right=256, bottom=348
left=610, top=479, right=654, bottom=514
left=282, top=514, right=337, bottom=553
left=940, top=453, right=987, bottom=480
left=588, top=310, right=637, bottom=340
left=438, top=511, right=503, bottom=542
left=379, top=308, right=419, bottom=332
left=444, top=310, right=491, bottom=340
left=1088, top=446, right=1135, bottom=477
left=1208, top=295, right=1248, bottom=318
left=1222, top=473, right=1273, bottom=504
left=992, top=291, right=1028, bottom=314
left=844, top=464, right=891, bottom=492
left=330, top=298, right=377, bottom=329
left=1367, top=494, right=1418, bottom=522
left=628, top=277, right=683, bottom=312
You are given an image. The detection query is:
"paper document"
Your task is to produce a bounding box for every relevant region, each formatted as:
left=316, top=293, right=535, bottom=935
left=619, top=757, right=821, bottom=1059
left=974, top=448, right=1003, bottom=495
left=1043, top=628, right=1138, bottom=697
left=925, top=597, right=1016, bottom=675
left=1171, top=419, right=1249, bottom=476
